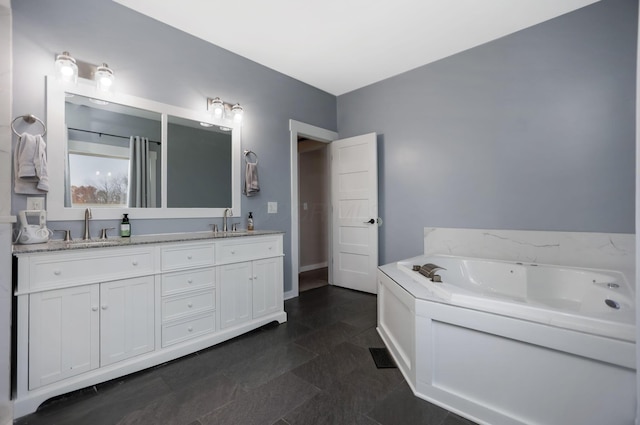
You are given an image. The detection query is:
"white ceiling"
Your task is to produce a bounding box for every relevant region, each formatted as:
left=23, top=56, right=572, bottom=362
left=114, top=0, right=599, bottom=96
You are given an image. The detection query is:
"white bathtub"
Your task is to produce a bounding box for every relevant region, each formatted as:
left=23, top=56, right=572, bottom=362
left=378, top=255, right=636, bottom=425
left=396, top=255, right=635, bottom=341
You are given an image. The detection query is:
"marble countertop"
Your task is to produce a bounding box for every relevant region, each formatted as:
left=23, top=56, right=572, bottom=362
left=12, top=230, right=284, bottom=254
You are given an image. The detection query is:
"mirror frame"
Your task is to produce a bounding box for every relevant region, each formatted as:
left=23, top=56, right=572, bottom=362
left=46, top=76, right=241, bottom=221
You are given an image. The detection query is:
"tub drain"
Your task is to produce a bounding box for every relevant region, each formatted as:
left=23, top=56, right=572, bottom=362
left=604, top=299, right=620, bottom=310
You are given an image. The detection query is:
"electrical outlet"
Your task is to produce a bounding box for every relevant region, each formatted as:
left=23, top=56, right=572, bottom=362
left=27, top=197, right=45, bottom=211
left=268, top=202, right=278, bottom=214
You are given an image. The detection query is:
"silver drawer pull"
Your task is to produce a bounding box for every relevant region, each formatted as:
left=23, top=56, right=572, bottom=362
left=231, top=250, right=235, bottom=254
left=187, top=279, right=193, bottom=284
left=187, top=255, right=192, bottom=260
left=132, top=260, right=138, bottom=266
left=187, top=302, right=193, bottom=308
left=101, top=304, right=108, bottom=310
left=187, top=326, right=193, bottom=332
left=91, top=306, right=98, bottom=312
left=53, top=270, right=62, bottom=276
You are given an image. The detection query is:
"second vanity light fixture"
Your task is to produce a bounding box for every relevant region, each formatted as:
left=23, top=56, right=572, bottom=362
left=54, top=51, right=115, bottom=94
left=206, top=97, right=244, bottom=124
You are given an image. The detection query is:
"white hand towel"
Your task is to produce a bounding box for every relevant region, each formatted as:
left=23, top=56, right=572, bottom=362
left=14, top=133, right=48, bottom=194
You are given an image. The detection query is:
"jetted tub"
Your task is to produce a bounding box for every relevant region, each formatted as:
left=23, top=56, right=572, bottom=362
left=396, top=255, right=635, bottom=341
left=377, top=255, right=636, bottom=425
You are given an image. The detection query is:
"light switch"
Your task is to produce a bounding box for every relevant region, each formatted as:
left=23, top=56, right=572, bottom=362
left=268, top=202, right=278, bottom=214
left=303, top=202, right=308, bottom=211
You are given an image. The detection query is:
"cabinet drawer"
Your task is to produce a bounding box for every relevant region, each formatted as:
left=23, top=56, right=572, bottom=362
left=162, top=268, right=215, bottom=296
left=162, top=289, right=215, bottom=322
left=161, top=313, right=215, bottom=347
left=216, top=237, right=281, bottom=263
left=161, top=243, right=215, bottom=271
left=27, top=248, right=154, bottom=291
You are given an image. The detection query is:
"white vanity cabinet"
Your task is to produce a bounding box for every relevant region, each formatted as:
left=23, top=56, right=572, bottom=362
left=252, top=257, right=284, bottom=319
left=100, top=276, right=155, bottom=366
left=13, top=232, right=286, bottom=419
left=28, top=284, right=100, bottom=389
left=160, top=242, right=217, bottom=347
left=219, top=261, right=252, bottom=329
left=29, top=276, right=156, bottom=388
left=216, top=236, right=283, bottom=327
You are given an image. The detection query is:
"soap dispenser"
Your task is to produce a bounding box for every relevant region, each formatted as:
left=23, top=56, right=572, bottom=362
left=247, top=212, right=254, bottom=231
left=120, top=214, right=131, bottom=237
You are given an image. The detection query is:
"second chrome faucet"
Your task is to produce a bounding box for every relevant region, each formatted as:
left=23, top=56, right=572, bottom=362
left=223, top=208, right=232, bottom=232
left=83, top=208, right=92, bottom=240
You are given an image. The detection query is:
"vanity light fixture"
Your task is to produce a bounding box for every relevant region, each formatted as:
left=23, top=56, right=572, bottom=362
left=206, top=97, right=244, bottom=124
left=95, top=63, right=115, bottom=93
left=54, top=51, right=78, bottom=84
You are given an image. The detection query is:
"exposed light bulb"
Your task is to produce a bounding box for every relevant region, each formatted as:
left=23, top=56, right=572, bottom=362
left=209, top=97, right=224, bottom=119
left=55, top=51, right=78, bottom=84
left=231, top=104, right=244, bottom=123
left=95, top=63, right=115, bottom=93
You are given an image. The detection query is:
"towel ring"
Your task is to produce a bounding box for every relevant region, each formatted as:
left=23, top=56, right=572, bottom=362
left=243, top=150, right=258, bottom=165
left=11, top=114, right=47, bottom=137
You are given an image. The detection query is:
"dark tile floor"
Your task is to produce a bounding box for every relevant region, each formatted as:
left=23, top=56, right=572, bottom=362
left=299, top=267, right=329, bottom=292
left=15, top=285, right=477, bottom=425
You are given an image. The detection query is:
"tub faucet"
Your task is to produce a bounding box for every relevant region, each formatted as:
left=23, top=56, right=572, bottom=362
left=223, top=208, right=232, bottom=232
left=418, top=263, right=446, bottom=282
left=83, top=208, right=92, bottom=240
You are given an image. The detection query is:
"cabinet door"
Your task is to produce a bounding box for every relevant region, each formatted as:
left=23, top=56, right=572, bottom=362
left=252, top=257, right=283, bottom=319
left=100, top=276, right=155, bottom=366
left=29, top=285, right=99, bottom=389
left=219, top=262, right=252, bottom=329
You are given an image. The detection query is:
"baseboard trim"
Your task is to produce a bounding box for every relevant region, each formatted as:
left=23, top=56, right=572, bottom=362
left=299, top=262, right=328, bottom=273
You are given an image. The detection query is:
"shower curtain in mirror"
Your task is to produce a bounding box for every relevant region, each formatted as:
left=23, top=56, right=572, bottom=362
left=129, top=136, right=151, bottom=207
left=63, top=126, right=72, bottom=207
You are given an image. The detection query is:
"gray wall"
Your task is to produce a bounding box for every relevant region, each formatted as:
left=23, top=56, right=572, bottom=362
left=337, top=0, right=637, bottom=264
left=11, top=0, right=337, bottom=292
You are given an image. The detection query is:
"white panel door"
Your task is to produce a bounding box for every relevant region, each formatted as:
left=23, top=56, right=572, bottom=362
left=29, top=285, right=99, bottom=389
left=100, top=276, right=155, bottom=366
left=219, top=262, right=252, bottom=329
left=331, top=133, right=379, bottom=294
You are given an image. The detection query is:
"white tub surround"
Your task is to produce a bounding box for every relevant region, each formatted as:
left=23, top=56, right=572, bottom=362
left=424, top=227, right=634, bottom=281
left=13, top=231, right=286, bottom=419
left=377, top=228, right=636, bottom=425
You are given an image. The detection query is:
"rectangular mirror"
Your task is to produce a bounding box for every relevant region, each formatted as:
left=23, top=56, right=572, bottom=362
left=167, top=116, right=232, bottom=208
left=45, top=76, right=241, bottom=220
left=65, top=95, right=162, bottom=208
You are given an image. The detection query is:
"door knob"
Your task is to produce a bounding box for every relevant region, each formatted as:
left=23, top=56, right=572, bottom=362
left=364, top=219, right=375, bottom=224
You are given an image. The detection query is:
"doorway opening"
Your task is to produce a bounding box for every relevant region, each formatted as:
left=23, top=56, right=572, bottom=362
left=298, top=138, right=329, bottom=292
left=288, top=120, right=338, bottom=299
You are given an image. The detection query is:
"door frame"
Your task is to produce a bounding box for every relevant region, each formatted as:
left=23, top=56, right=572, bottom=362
left=288, top=120, right=338, bottom=300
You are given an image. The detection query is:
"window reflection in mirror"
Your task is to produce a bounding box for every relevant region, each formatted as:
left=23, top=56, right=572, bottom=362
left=64, top=95, right=162, bottom=208
left=167, top=116, right=232, bottom=208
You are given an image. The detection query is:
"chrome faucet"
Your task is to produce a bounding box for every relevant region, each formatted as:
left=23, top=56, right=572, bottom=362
left=223, top=208, right=232, bottom=232
left=83, top=208, right=92, bottom=240
left=418, top=263, right=446, bottom=282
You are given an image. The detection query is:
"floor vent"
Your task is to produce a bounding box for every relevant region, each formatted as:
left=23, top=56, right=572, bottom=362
left=368, top=347, right=397, bottom=369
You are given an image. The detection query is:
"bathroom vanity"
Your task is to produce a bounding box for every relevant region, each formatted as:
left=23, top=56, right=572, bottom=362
left=12, top=231, right=285, bottom=418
